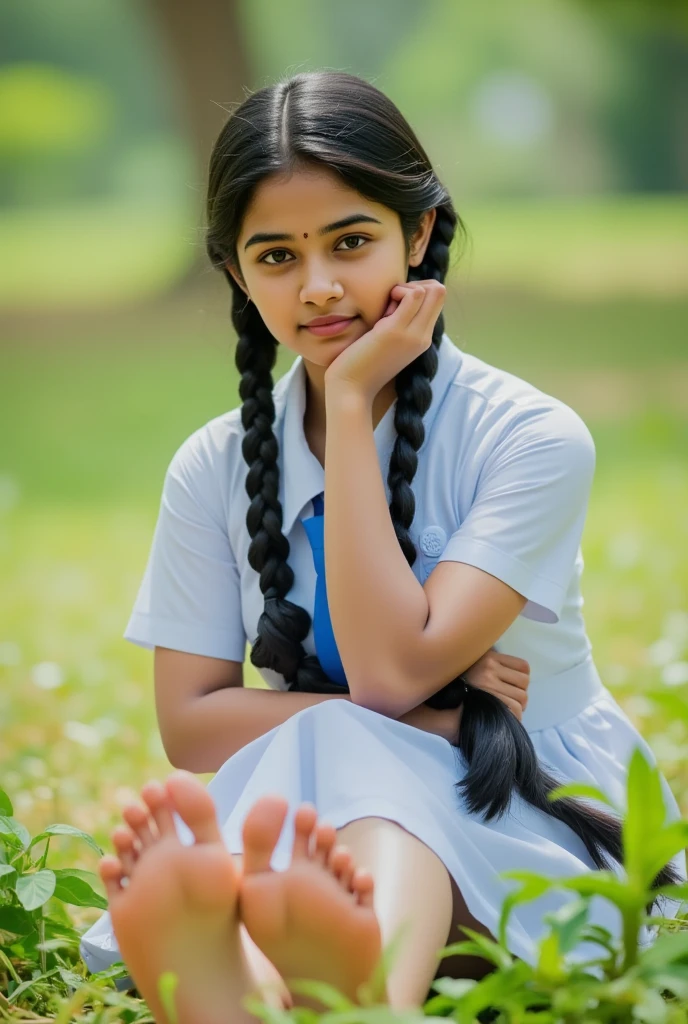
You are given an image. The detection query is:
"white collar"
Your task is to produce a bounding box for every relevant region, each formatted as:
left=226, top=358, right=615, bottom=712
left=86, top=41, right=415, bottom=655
left=273, top=333, right=462, bottom=535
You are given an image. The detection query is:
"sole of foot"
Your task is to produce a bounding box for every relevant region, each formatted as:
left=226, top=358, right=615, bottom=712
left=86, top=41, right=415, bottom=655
left=99, top=771, right=258, bottom=1024
left=238, top=796, right=384, bottom=1008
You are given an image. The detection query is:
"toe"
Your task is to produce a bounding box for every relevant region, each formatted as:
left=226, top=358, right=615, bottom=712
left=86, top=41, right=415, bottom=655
left=329, top=845, right=355, bottom=891
left=241, top=795, right=289, bottom=875
left=122, top=803, right=156, bottom=849
left=352, top=869, right=375, bottom=909
left=99, top=854, right=125, bottom=902
left=140, top=779, right=177, bottom=838
left=312, top=821, right=337, bottom=867
left=111, top=826, right=139, bottom=877
left=291, top=804, right=317, bottom=861
left=164, top=770, right=222, bottom=844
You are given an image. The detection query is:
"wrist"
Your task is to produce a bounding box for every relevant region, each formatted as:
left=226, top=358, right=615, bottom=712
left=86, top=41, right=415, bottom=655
left=324, top=376, right=374, bottom=413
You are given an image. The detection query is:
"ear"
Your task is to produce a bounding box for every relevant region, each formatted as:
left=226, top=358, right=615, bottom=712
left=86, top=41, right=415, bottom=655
left=409, top=207, right=438, bottom=268
left=224, top=259, right=250, bottom=298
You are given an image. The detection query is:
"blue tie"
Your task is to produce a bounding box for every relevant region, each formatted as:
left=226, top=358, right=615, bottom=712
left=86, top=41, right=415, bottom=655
left=301, top=491, right=348, bottom=687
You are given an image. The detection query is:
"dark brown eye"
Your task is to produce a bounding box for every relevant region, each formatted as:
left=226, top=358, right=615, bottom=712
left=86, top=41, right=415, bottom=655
left=259, top=234, right=368, bottom=265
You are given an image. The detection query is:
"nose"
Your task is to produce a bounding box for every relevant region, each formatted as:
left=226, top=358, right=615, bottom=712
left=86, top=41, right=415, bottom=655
left=299, top=262, right=344, bottom=306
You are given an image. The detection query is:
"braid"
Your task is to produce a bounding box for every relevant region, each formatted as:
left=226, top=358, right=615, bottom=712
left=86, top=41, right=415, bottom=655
left=204, top=68, right=681, bottom=910
left=228, top=276, right=341, bottom=693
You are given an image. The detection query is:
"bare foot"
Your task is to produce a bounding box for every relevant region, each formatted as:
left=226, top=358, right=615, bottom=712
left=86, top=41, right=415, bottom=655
left=239, top=797, right=385, bottom=1008
left=99, top=771, right=270, bottom=1024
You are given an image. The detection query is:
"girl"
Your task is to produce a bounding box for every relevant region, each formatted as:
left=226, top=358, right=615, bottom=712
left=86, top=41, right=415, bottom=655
left=80, top=70, right=684, bottom=1018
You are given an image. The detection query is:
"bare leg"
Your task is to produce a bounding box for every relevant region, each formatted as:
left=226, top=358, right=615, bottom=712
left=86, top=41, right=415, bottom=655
left=335, top=817, right=495, bottom=1008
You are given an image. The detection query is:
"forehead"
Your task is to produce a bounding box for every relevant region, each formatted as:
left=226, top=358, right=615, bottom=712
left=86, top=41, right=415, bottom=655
left=239, top=166, right=393, bottom=236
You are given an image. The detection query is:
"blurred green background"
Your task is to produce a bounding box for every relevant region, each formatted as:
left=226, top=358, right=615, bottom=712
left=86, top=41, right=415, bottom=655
left=1, top=0, right=687, bottom=928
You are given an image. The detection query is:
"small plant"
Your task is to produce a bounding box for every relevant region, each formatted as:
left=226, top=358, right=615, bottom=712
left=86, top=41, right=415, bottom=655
left=2, top=746, right=687, bottom=1022
left=243, top=746, right=688, bottom=1023
left=0, top=783, right=141, bottom=1019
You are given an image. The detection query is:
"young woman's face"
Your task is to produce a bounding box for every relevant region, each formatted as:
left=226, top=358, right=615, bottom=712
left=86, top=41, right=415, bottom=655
left=227, top=165, right=435, bottom=370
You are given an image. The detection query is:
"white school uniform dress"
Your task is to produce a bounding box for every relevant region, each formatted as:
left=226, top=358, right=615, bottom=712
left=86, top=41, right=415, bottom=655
left=80, top=334, right=685, bottom=978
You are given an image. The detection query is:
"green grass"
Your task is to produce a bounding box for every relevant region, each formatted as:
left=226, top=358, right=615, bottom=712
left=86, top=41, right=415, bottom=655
left=1, top=285, right=688, bottom=1007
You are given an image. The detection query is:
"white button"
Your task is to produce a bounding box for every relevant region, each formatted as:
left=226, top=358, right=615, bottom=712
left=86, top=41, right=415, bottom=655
left=419, top=526, right=447, bottom=558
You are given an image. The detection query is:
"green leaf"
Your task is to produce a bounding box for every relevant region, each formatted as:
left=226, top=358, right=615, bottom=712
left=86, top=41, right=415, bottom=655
left=624, top=747, right=667, bottom=886
left=639, top=929, right=688, bottom=968
left=649, top=882, right=688, bottom=901
left=0, top=789, right=13, bottom=816
left=28, top=823, right=103, bottom=856
left=16, top=868, right=56, bottom=910
left=632, top=984, right=671, bottom=1024
left=0, top=815, right=30, bottom=850
left=0, top=905, right=34, bottom=936
left=158, top=971, right=179, bottom=1024
left=543, top=899, right=589, bottom=954
left=558, top=870, right=640, bottom=911
left=58, top=966, right=84, bottom=990
left=0, top=862, right=16, bottom=881
left=286, top=977, right=355, bottom=1010
left=52, top=868, right=107, bottom=909
left=536, top=931, right=565, bottom=983
left=431, top=976, right=478, bottom=999
left=455, top=926, right=513, bottom=971
left=498, top=870, right=553, bottom=947
left=547, top=782, right=617, bottom=809
left=640, top=822, right=688, bottom=889
left=6, top=965, right=61, bottom=1005
left=240, top=994, right=296, bottom=1023
left=649, top=965, right=688, bottom=1000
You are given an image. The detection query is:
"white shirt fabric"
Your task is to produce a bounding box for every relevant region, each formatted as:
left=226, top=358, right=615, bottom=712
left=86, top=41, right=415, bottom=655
left=125, top=333, right=608, bottom=732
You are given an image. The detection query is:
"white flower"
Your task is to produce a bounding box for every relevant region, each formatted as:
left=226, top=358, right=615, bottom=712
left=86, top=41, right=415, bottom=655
left=30, top=662, right=65, bottom=690
left=661, top=662, right=688, bottom=687
left=63, top=721, right=101, bottom=747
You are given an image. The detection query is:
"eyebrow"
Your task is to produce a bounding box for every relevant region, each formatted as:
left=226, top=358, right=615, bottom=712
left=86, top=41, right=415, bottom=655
left=244, top=213, right=382, bottom=251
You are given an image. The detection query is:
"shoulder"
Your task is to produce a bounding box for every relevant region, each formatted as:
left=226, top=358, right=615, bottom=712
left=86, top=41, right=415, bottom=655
left=439, top=342, right=595, bottom=468
left=163, top=364, right=293, bottom=501
left=167, top=407, right=245, bottom=487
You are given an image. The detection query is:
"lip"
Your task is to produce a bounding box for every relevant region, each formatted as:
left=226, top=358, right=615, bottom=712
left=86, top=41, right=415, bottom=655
left=303, top=314, right=357, bottom=327
left=303, top=316, right=358, bottom=337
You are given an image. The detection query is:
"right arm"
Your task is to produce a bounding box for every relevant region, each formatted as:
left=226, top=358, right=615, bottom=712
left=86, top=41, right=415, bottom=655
left=155, top=645, right=357, bottom=772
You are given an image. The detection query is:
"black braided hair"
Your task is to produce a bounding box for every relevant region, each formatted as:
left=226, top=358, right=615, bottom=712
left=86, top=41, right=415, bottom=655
left=205, top=70, right=681, bottom=909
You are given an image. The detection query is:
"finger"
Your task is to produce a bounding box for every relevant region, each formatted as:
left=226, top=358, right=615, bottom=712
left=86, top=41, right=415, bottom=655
left=503, top=696, right=522, bottom=721
left=498, top=667, right=531, bottom=691
left=496, top=653, right=530, bottom=674
left=392, top=285, right=425, bottom=326
left=413, top=282, right=446, bottom=332
left=496, top=682, right=528, bottom=709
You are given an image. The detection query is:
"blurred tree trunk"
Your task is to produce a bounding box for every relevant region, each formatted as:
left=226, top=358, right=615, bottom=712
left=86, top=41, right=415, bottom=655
left=147, top=0, right=253, bottom=290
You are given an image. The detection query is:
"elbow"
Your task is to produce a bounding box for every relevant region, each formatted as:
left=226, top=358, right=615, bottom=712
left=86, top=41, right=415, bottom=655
left=159, top=716, right=202, bottom=772
left=160, top=731, right=193, bottom=771
left=348, top=667, right=412, bottom=719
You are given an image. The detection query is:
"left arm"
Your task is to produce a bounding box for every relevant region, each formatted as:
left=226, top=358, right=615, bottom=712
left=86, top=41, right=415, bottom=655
left=324, top=385, right=527, bottom=718
left=322, top=280, right=592, bottom=719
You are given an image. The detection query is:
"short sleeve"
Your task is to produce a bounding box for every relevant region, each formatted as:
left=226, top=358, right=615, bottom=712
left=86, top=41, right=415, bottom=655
left=124, top=434, right=247, bottom=660
left=437, top=405, right=596, bottom=624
